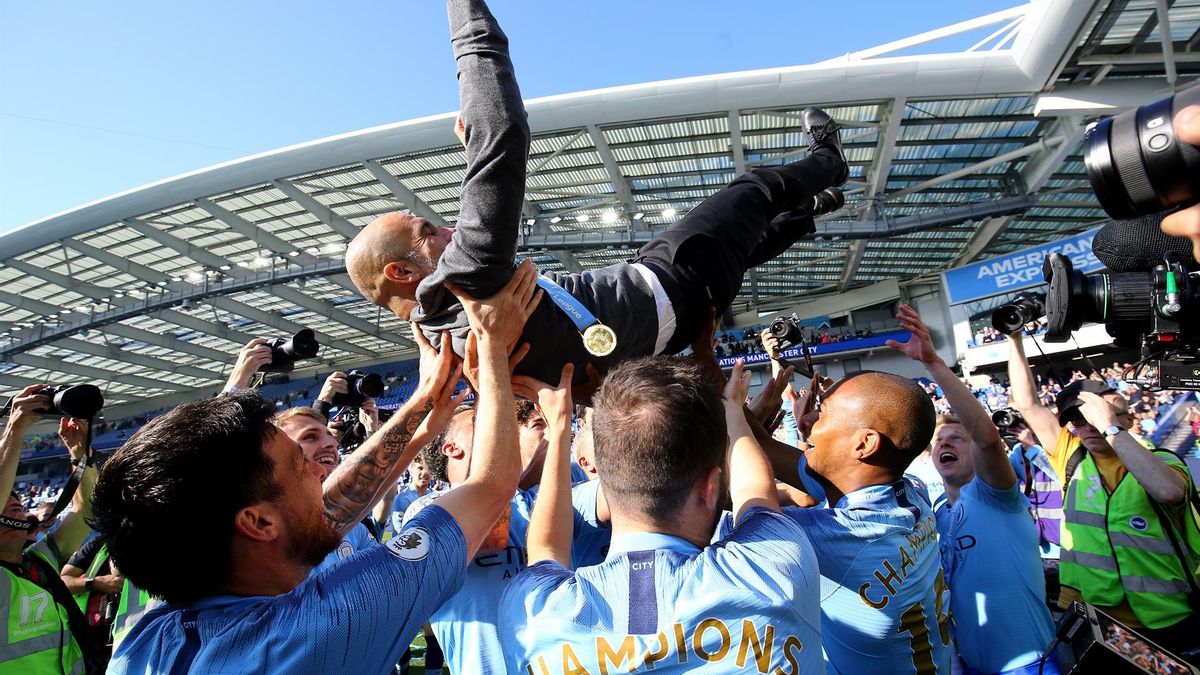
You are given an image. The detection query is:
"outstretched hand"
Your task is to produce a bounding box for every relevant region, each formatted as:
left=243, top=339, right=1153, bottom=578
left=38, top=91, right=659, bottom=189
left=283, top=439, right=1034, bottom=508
left=886, top=304, right=942, bottom=366
left=447, top=259, right=543, bottom=351
left=513, top=363, right=575, bottom=426
left=748, top=365, right=794, bottom=431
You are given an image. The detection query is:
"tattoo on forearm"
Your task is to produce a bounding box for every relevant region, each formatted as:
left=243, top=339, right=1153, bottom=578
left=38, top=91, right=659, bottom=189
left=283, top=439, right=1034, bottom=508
left=322, top=398, right=433, bottom=533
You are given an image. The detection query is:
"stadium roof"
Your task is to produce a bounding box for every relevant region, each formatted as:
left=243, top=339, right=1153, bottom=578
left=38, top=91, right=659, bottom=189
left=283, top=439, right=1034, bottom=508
left=2, top=0, right=1196, bottom=409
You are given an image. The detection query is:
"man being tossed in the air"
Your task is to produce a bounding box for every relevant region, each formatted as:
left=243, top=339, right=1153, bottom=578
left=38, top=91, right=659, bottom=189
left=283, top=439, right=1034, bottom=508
left=346, top=0, right=847, bottom=385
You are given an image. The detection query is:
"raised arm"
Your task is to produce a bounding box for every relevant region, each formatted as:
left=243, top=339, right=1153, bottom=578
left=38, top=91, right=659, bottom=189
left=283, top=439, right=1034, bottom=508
left=725, top=360, right=781, bottom=520
left=515, top=364, right=575, bottom=566
left=0, top=385, right=47, bottom=504
left=322, top=329, right=466, bottom=537
left=438, top=261, right=541, bottom=559
left=50, top=417, right=98, bottom=559
left=425, top=0, right=531, bottom=301
left=889, top=305, right=1015, bottom=490
left=1006, top=331, right=1063, bottom=453
left=223, top=338, right=273, bottom=393
left=1075, top=391, right=1188, bottom=506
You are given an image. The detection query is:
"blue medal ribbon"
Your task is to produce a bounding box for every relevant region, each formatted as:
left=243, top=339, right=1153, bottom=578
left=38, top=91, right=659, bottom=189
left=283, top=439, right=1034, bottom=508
left=536, top=275, right=617, bottom=356
left=536, top=275, right=598, bottom=332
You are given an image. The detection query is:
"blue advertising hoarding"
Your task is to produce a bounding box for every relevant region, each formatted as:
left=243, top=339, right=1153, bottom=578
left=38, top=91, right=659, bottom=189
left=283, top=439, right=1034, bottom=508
left=942, top=227, right=1103, bottom=305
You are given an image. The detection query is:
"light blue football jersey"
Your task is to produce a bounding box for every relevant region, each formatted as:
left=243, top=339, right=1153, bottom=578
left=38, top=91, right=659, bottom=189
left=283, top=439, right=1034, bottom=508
left=722, top=477, right=953, bottom=674
left=403, top=482, right=610, bottom=675
left=934, top=478, right=1055, bottom=672
left=110, top=505, right=466, bottom=675
left=500, top=507, right=824, bottom=674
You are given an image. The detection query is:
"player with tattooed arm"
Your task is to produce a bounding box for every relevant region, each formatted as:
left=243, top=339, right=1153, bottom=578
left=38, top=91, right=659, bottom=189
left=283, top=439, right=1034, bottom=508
left=91, top=264, right=540, bottom=675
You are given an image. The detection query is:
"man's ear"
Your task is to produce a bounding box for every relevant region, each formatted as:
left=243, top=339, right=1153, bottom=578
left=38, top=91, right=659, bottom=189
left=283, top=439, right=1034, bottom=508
left=851, top=428, right=884, bottom=462
left=576, top=454, right=595, bottom=475
left=233, top=503, right=282, bottom=543
left=698, top=466, right=724, bottom=511
left=443, top=441, right=466, bottom=462
left=383, top=260, right=421, bottom=286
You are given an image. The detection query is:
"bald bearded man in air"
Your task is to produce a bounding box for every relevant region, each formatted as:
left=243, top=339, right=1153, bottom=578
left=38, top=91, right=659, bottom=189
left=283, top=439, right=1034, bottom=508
left=348, top=0, right=847, bottom=385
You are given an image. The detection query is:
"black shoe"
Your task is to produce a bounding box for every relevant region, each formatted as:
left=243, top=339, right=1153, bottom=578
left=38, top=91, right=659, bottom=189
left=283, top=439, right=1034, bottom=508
left=811, top=187, right=844, bottom=216
left=803, top=107, right=849, bottom=184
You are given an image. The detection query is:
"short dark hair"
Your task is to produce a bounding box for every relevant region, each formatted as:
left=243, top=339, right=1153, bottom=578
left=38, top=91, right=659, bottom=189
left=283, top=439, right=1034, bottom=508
left=592, top=356, right=726, bottom=522
left=420, top=403, right=474, bottom=484
left=515, top=399, right=540, bottom=425
left=90, top=391, right=283, bottom=605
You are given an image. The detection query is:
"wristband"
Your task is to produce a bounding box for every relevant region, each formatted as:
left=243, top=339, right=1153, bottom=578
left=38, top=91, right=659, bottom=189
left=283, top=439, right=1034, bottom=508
left=85, top=578, right=95, bottom=592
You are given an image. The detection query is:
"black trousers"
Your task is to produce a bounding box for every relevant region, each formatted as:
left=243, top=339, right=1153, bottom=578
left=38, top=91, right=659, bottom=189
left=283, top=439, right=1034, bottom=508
left=636, top=148, right=844, bottom=353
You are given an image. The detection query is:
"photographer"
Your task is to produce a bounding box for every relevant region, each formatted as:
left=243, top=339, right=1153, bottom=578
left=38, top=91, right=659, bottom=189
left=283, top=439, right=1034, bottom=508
left=222, top=338, right=274, bottom=394
left=0, top=385, right=101, bottom=674
left=1008, top=332, right=1200, bottom=653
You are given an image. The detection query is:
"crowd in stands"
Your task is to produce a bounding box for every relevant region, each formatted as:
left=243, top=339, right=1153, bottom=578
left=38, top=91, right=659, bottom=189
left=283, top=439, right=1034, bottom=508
left=714, top=323, right=878, bottom=356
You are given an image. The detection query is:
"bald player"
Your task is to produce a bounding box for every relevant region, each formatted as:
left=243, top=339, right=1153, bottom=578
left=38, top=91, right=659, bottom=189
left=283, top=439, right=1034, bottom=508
left=749, top=370, right=952, bottom=674
left=348, top=6, right=847, bottom=386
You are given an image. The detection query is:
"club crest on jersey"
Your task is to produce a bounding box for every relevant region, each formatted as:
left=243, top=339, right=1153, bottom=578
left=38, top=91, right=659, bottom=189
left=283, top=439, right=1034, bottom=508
left=337, top=540, right=354, bottom=559
left=1129, top=516, right=1149, bottom=532
left=388, top=527, right=431, bottom=561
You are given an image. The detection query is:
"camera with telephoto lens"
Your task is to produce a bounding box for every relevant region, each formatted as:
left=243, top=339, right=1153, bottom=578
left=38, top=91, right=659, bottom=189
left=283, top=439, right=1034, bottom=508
left=1040, top=252, right=1200, bottom=390
left=331, top=370, right=385, bottom=408
left=991, top=409, right=1024, bottom=429
left=1083, top=83, right=1200, bottom=220
left=260, top=329, right=320, bottom=373
left=769, top=314, right=804, bottom=349
left=991, top=292, right=1046, bottom=334
left=1, top=384, right=104, bottom=419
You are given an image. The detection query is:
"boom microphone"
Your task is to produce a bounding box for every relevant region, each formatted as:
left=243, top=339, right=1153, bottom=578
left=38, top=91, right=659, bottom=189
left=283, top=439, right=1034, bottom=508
left=1091, top=213, right=1198, bottom=273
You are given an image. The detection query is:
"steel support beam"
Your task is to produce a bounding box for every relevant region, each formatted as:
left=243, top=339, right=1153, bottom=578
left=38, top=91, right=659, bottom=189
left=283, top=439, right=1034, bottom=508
left=548, top=251, right=583, bottom=274
left=194, top=197, right=320, bottom=265
left=53, top=338, right=219, bottom=382
left=1156, top=0, right=1179, bottom=86
left=7, top=353, right=176, bottom=392
left=272, top=179, right=361, bottom=240
left=99, top=323, right=234, bottom=366
left=270, top=284, right=410, bottom=348
left=841, top=97, right=906, bottom=291
left=1076, top=52, right=1200, bottom=66
left=205, top=297, right=376, bottom=358
left=122, top=219, right=232, bottom=271
left=362, top=160, right=452, bottom=228
left=62, top=237, right=169, bottom=287
left=586, top=124, right=639, bottom=217
left=949, top=117, right=1084, bottom=266
left=885, top=138, right=1059, bottom=201
left=826, top=5, right=1027, bottom=61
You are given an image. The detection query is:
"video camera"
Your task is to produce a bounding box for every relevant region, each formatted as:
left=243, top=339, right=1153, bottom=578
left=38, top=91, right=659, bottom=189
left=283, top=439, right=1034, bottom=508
left=330, top=370, right=385, bottom=409
left=1, top=384, right=104, bottom=420
left=260, top=329, right=320, bottom=373
left=988, top=84, right=1200, bottom=390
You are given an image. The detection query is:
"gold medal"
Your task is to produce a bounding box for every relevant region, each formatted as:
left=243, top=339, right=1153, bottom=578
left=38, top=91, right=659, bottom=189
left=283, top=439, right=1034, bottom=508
left=582, top=323, right=617, bottom=357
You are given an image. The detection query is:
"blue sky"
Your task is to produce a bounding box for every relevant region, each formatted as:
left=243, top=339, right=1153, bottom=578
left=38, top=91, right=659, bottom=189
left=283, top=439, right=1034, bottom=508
left=0, top=0, right=1020, bottom=232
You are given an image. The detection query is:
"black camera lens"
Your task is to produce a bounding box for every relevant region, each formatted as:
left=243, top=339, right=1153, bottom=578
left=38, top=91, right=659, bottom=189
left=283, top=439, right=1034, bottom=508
left=51, top=384, right=104, bottom=419
left=332, top=371, right=385, bottom=408
left=991, top=409, right=1022, bottom=429
left=1042, top=253, right=1153, bottom=342
left=356, top=373, right=384, bottom=399
left=991, top=293, right=1045, bottom=334
left=262, top=329, right=320, bottom=373
left=1084, top=83, right=1200, bottom=219
left=769, top=316, right=803, bottom=347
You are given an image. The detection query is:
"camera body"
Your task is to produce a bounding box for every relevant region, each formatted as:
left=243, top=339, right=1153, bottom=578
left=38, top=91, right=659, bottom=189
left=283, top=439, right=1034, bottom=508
left=331, top=370, right=385, bottom=408
left=991, top=292, right=1045, bottom=335
left=991, top=409, right=1024, bottom=430
left=2, top=384, right=104, bottom=419
left=1040, top=252, right=1200, bottom=390
left=769, top=314, right=804, bottom=350
left=261, top=329, right=320, bottom=373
